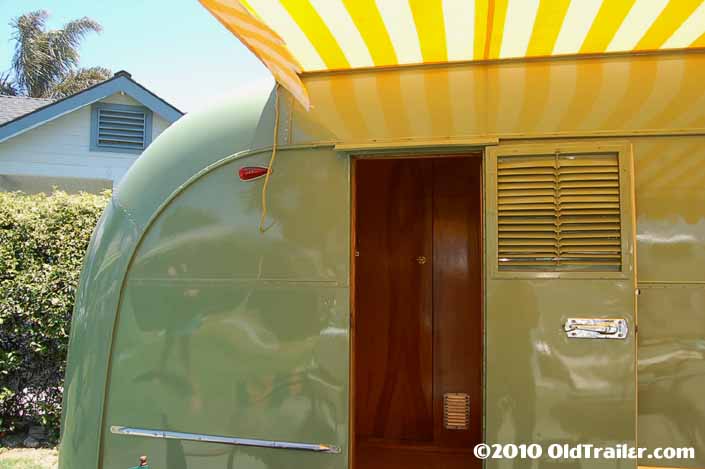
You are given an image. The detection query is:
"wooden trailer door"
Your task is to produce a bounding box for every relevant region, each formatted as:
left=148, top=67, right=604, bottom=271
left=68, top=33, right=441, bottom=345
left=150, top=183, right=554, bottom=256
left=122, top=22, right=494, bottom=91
left=485, top=142, right=637, bottom=469
left=353, top=156, right=483, bottom=469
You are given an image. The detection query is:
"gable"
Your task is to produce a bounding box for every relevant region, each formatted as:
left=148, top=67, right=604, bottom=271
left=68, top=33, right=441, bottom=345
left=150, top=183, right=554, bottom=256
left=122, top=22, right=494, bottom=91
left=0, top=92, right=174, bottom=186
left=0, top=73, right=183, bottom=143
left=0, top=93, right=172, bottom=156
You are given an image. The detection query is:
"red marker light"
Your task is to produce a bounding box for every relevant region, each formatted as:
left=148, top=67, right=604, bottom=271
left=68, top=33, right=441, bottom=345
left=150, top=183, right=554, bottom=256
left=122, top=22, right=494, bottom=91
left=239, top=166, right=269, bottom=181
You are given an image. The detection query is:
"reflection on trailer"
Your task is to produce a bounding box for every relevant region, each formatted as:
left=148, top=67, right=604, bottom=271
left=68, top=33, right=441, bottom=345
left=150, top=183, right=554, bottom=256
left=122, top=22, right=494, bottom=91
left=58, top=6, right=705, bottom=468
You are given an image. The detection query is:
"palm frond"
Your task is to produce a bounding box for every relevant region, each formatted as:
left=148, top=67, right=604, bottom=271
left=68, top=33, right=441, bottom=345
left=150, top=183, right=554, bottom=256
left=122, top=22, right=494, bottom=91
left=0, top=72, right=19, bottom=96
left=48, top=18, right=103, bottom=75
left=47, top=67, right=111, bottom=98
left=61, top=17, right=103, bottom=46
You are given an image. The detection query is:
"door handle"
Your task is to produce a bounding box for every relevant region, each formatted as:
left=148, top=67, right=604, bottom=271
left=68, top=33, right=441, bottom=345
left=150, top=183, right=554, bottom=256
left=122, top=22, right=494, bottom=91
left=564, top=318, right=628, bottom=339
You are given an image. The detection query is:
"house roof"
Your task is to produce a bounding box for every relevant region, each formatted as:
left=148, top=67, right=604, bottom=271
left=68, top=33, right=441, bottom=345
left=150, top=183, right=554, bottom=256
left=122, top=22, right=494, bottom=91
left=0, top=71, right=184, bottom=143
left=0, top=96, right=55, bottom=125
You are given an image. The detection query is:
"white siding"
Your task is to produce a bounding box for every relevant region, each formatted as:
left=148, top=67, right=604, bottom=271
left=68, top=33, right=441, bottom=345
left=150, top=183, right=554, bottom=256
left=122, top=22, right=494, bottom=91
left=101, top=93, right=142, bottom=106
left=153, top=113, right=170, bottom=140
left=0, top=93, right=174, bottom=191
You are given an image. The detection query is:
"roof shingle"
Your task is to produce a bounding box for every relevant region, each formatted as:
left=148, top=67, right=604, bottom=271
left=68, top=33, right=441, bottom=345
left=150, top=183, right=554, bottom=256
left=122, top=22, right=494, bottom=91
left=0, top=95, right=55, bottom=125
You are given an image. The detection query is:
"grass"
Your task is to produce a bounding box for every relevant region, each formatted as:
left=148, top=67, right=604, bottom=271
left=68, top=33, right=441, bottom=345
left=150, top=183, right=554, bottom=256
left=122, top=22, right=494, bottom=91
left=0, top=449, right=58, bottom=469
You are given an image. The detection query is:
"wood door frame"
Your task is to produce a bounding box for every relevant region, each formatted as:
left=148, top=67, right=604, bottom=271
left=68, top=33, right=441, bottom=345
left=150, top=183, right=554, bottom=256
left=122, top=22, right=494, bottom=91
left=349, top=151, right=485, bottom=468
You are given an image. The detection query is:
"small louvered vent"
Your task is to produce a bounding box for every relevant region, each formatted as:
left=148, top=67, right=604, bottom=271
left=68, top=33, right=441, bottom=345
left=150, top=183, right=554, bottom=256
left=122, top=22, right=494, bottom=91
left=444, top=393, right=470, bottom=430
left=96, top=106, right=148, bottom=151
left=497, top=153, right=622, bottom=271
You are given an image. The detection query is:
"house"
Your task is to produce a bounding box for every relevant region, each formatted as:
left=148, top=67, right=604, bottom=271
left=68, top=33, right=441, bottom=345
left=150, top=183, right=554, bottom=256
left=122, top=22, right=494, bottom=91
left=0, top=71, right=183, bottom=193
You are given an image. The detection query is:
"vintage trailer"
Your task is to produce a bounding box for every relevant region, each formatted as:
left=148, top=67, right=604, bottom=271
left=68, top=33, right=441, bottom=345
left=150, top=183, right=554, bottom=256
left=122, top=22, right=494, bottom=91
left=60, top=2, right=705, bottom=469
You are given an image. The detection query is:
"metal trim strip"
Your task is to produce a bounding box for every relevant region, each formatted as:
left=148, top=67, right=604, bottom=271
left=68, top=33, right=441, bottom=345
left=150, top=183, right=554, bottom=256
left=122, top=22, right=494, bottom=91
left=335, top=137, right=499, bottom=152
left=110, top=426, right=341, bottom=454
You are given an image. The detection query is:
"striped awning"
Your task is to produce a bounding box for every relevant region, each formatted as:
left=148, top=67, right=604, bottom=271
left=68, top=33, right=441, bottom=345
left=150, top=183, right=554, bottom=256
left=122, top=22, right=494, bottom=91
left=200, top=0, right=705, bottom=110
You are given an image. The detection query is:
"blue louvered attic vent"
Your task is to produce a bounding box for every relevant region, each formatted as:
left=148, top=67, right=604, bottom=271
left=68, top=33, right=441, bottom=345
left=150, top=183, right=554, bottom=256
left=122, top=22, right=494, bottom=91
left=90, top=103, right=153, bottom=154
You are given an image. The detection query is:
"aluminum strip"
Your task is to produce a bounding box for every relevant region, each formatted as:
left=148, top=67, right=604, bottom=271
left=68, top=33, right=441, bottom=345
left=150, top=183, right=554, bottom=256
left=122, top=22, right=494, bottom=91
left=110, top=426, right=341, bottom=454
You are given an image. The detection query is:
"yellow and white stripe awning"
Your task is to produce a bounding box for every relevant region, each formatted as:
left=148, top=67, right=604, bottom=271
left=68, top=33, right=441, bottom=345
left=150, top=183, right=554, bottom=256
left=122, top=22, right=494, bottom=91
left=200, top=0, right=705, bottom=110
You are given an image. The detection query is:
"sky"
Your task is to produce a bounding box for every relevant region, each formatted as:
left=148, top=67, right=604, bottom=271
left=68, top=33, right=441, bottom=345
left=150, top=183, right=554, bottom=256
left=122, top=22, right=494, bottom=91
left=0, top=0, right=273, bottom=112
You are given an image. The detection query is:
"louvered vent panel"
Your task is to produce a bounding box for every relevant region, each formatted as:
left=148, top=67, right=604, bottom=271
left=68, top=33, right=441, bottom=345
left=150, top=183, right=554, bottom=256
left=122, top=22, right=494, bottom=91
left=97, top=108, right=147, bottom=150
left=497, top=153, right=622, bottom=271
left=444, top=393, right=470, bottom=430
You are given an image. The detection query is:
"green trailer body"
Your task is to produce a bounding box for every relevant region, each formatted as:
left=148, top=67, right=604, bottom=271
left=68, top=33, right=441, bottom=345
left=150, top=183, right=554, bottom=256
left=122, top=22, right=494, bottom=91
left=60, top=50, right=705, bottom=469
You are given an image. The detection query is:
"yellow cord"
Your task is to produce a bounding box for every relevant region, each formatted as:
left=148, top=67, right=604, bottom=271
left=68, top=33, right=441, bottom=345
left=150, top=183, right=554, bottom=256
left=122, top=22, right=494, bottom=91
left=259, top=84, right=280, bottom=233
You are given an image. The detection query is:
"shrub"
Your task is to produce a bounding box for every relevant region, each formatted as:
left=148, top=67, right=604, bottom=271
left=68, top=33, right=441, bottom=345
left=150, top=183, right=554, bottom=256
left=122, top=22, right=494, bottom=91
left=0, top=190, right=109, bottom=439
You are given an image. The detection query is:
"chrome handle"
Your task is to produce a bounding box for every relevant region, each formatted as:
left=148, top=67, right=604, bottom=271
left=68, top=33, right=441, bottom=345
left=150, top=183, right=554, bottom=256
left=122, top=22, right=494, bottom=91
left=569, top=324, right=618, bottom=334
left=564, top=318, right=628, bottom=339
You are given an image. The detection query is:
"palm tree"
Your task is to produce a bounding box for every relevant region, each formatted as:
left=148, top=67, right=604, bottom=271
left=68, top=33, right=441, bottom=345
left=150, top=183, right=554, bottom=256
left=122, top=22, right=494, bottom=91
left=6, top=10, right=111, bottom=98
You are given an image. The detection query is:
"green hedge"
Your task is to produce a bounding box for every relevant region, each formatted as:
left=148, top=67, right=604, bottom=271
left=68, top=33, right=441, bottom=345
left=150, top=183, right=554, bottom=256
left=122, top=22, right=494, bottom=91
left=0, top=190, right=109, bottom=438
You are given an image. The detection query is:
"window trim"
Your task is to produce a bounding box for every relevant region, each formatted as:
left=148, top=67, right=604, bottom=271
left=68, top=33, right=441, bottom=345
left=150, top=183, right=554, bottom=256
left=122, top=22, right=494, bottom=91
left=486, top=141, right=635, bottom=280
left=90, top=102, right=153, bottom=154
